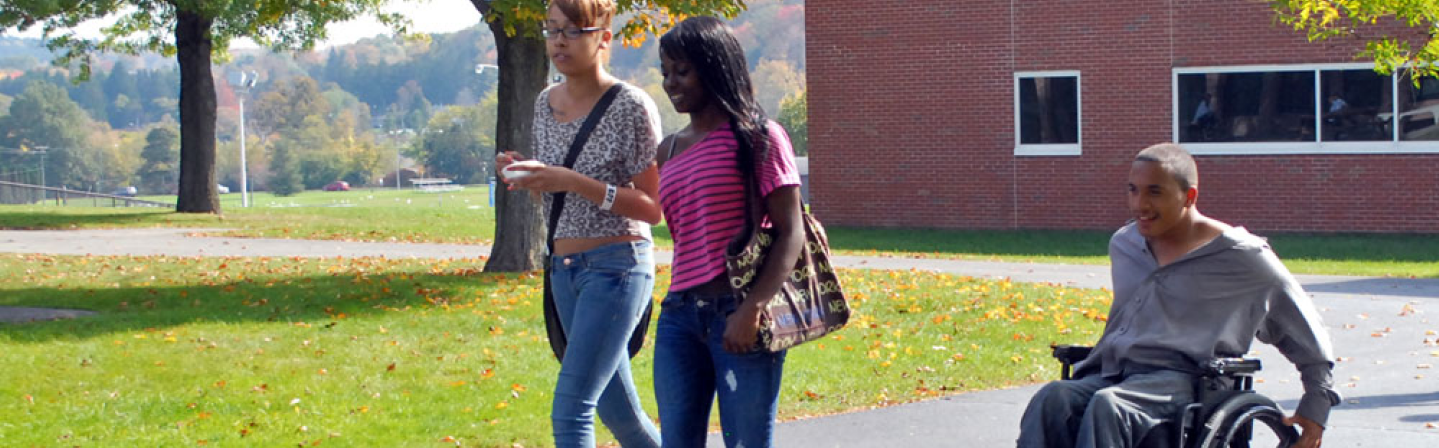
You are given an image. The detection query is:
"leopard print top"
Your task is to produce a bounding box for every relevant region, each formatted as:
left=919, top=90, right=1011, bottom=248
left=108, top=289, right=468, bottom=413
left=532, top=82, right=660, bottom=240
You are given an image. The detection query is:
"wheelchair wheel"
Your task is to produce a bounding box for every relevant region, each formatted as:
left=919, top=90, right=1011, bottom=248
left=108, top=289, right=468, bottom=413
left=1194, top=393, right=1300, bottom=448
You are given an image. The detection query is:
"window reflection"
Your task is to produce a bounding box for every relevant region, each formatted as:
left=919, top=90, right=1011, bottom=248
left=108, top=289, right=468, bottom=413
left=1178, top=72, right=1315, bottom=143
left=1397, top=74, right=1439, bottom=141
left=1018, top=76, right=1079, bottom=145
left=1320, top=70, right=1391, bottom=142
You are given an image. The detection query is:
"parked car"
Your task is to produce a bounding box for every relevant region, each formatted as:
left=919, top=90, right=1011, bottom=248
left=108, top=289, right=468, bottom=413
left=217, top=184, right=231, bottom=194
left=111, top=186, right=138, bottom=197
left=324, top=181, right=351, bottom=191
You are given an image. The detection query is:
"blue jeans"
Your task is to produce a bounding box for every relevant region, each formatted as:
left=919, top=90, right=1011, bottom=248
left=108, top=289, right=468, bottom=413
left=550, top=240, right=660, bottom=448
left=653, top=289, right=787, bottom=448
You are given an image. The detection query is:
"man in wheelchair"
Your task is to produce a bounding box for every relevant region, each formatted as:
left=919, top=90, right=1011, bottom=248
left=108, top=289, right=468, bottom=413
left=1017, top=144, right=1340, bottom=448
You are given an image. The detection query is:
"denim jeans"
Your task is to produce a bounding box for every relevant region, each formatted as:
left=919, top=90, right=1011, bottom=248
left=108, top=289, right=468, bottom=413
left=653, top=289, right=787, bottom=448
left=550, top=240, right=660, bottom=448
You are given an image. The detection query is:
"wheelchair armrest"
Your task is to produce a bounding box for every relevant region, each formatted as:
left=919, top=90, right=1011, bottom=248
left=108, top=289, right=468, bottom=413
left=1052, top=345, right=1093, bottom=380
left=1204, top=357, right=1262, bottom=377
left=1051, top=344, right=1093, bottom=365
left=1051, top=345, right=1094, bottom=379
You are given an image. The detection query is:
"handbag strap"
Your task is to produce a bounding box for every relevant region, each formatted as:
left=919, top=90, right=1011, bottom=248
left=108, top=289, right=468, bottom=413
left=546, top=83, right=625, bottom=253
left=733, top=120, right=767, bottom=241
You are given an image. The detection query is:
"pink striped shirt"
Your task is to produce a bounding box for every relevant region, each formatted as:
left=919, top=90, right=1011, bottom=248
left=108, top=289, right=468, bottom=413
left=659, top=121, right=801, bottom=292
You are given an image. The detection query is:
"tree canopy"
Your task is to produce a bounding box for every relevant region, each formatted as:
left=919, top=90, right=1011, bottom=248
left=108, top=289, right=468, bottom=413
left=1, top=0, right=417, bottom=213
left=0, top=81, right=101, bottom=189
left=1, top=0, right=412, bottom=78
left=1273, top=0, right=1439, bottom=80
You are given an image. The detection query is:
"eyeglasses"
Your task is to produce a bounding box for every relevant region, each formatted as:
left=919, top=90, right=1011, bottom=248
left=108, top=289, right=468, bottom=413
left=542, top=26, right=605, bottom=40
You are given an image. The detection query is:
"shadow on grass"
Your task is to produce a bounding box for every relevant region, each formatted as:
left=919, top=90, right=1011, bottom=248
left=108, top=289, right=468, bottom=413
left=0, top=268, right=533, bottom=343
left=0, top=209, right=204, bottom=230
left=1264, top=233, right=1439, bottom=263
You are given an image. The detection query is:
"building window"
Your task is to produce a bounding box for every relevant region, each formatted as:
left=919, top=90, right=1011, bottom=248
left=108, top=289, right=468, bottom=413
left=1015, top=71, right=1081, bottom=156
left=1396, top=73, right=1439, bottom=141
left=1174, top=64, right=1439, bottom=154
left=1178, top=71, right=1314, bottom=143
left=1321, top=69, right=1391, bottom=142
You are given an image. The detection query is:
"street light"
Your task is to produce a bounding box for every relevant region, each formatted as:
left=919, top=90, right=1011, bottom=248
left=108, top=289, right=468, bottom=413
left=32, top=146, right=46, bottom=191
left=228, top=70, right=259, bottom=207
left=390, top=129, right=408, bottom=191
left=475, top=64, right=500, bottom=206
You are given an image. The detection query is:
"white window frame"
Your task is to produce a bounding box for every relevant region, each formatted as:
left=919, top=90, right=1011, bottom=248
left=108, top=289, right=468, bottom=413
left=1172, top=63, right=1439, bottom=155
left=1015, top=70, right=1083, bottom=156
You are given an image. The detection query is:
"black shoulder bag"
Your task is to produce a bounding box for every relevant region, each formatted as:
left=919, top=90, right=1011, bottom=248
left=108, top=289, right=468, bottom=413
left=543, top=84, right=654, bottom=362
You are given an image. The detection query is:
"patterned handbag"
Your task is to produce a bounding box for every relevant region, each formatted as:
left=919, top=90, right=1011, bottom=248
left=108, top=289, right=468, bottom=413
left=724, top=126, right=849, bottom=353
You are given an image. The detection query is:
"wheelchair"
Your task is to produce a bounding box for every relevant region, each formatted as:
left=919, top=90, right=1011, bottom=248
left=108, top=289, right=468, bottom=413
left=1051, top=345, right=1299, bottom=448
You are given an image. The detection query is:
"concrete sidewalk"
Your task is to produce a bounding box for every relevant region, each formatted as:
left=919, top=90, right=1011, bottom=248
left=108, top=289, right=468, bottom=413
left=4, top=228, right=1439, bottom=446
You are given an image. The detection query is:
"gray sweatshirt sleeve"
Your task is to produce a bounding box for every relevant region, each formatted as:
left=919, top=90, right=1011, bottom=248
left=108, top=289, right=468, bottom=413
left=1255, top=251, right=1340, bottom=426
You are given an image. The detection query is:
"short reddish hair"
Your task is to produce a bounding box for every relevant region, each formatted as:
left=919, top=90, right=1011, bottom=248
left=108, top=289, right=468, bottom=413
left=551, top=0, right=615, bottom=29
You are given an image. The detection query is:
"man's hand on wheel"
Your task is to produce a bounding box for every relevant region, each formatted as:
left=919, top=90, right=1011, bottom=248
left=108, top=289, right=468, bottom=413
left=1283, top=414, right=1323, bottom=448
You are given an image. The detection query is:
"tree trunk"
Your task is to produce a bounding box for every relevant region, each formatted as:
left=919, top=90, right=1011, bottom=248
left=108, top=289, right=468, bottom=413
left=476, top=4, right=550, bottom=273
left=174, top=9, right=219, bottom=213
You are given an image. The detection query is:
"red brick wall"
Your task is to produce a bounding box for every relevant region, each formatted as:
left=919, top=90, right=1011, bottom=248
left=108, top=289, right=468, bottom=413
left=807, top=0, right=1439, bottom=233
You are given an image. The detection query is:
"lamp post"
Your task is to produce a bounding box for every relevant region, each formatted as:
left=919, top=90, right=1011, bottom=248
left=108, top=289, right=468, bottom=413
left=32, top=146, right=46, bottom=190
left=391, top=129, right=405, bottom=191
left=475, top=64, right=499, bottom=206
left=228, top=71, right=259, bottom=207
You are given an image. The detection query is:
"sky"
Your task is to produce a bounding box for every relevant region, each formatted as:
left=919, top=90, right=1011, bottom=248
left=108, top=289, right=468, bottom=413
left=5, top=0, right=484, bottom=49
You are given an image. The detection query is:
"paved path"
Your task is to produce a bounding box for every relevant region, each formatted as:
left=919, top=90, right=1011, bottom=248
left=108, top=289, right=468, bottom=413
left=3, top=228, right=1438, bottom=446
left=0, top=306, right=95, bottom=323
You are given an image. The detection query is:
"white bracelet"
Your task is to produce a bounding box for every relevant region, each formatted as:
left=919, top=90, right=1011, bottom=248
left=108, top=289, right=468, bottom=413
left=600, top=184, right=618, bottom=211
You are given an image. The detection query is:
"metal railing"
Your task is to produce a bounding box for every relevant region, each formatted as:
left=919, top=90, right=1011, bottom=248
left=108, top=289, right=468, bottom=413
left=0, top=180, right=173, bottom=208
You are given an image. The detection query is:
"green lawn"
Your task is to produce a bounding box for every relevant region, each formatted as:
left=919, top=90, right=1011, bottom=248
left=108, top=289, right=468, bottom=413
left=3, top=192, right=1438, bottom=277
left=1, top=188, right=498, bottom=244
left=0, top=254, right=1109, bottom=447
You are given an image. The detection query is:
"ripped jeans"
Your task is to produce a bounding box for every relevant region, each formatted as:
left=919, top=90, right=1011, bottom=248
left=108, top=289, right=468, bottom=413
left=653, top=289, right=786, bottom=448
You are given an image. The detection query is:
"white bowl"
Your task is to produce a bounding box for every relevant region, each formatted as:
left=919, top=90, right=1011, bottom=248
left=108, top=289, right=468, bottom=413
left=502, top=160, right=546, bottom=180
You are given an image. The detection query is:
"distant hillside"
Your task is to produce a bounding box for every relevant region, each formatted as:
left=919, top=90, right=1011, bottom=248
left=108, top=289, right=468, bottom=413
left=0, top=0, right=805, bottom=127
left=0, top=36, right=174, bottom=72
left=0, top=37, right=53, bottom=71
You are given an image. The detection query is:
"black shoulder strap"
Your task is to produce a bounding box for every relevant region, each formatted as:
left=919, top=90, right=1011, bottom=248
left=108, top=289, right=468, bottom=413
left=732, top=120, right=765, bottom=249
left=547, top=84, right=625, bottom=251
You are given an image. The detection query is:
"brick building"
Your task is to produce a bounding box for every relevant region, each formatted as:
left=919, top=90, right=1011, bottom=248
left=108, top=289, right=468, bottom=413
left=806, top=0, right=1439, bottom=233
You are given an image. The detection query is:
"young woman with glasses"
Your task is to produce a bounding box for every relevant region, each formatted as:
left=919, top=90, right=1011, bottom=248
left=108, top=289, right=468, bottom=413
left=652, top=16, right=805, bottom=448
left=496, top=0, right=663, bottom=446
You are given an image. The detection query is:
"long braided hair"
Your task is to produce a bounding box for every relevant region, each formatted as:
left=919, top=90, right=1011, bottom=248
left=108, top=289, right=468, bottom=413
left=659, top=16, right=770, bottom=183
